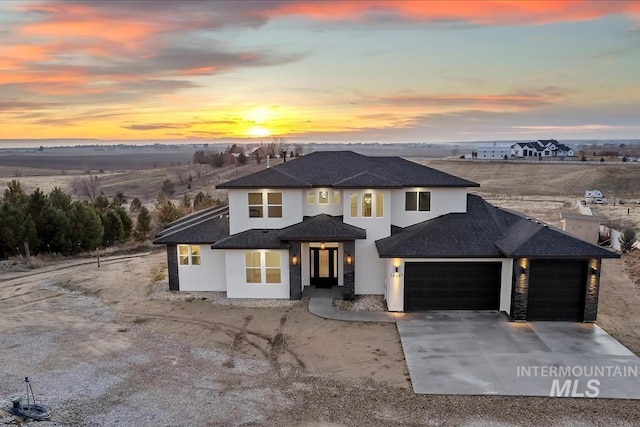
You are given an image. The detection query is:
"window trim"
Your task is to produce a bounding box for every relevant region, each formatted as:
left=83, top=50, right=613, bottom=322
left=349, top=193, right=358, bottom=218
left=405, top=191, right=431, bottom=212
left=244, top=250, right=282, bottom=284
left=178, top=244, right=201, bottom=266
left=248, top=191, right=283, bottom=218
left=362, top=192, right=372, bottom=217
left=267, top=192, right=282, bottom=218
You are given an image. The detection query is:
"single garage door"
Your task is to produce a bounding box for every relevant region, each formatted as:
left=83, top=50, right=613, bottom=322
left=404, top=262, right=502, bottom=311
left=527, top=260, right=587, bottom=321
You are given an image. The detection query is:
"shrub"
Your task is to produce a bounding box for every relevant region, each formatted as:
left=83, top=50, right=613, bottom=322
left=619, top=228, right=637, bottom=253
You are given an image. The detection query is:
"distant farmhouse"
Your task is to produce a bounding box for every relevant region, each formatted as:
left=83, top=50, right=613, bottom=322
left=510, top=139, right=574, bottom=158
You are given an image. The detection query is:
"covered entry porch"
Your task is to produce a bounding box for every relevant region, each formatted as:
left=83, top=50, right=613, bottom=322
left=277, top=214, right=366, bottom=301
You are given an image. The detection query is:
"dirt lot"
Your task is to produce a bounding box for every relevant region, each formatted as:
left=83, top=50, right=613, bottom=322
left=1, top=250, right=640, bottom=426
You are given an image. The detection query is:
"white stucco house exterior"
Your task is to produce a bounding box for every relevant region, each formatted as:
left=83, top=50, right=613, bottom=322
left=154, top=151, right=616, bottom=322
left=477, top=146, right=511, bottom=160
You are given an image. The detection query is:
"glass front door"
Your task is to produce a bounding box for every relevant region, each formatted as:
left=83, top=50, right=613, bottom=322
left=310, top=247, right=338, bottom=288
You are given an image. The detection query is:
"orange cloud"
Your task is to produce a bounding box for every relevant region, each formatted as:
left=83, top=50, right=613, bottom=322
left=265, top=1, right=640, bottom=25
left=19, top=3, right=162, bottom=52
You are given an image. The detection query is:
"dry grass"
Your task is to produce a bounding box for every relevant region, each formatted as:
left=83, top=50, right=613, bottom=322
left=422, top=160, right=640, bottom=198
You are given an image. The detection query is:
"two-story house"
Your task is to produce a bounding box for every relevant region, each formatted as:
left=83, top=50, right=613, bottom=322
left=154, top=151, right=617, bottom=322
left=511, top=140, right=574, bottom=158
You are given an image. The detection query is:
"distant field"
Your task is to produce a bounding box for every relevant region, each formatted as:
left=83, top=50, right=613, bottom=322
left=1, top=152, right=639, bottom=231
left=421, top=159, right=640, bottom=198
left=0, top=149, right=195, bottom=171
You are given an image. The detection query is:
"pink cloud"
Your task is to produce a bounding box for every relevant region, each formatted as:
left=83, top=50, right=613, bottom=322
left=265, top=1, right=640, bottom=25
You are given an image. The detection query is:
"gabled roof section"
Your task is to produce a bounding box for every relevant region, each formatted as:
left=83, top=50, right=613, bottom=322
left=218, top=151, right=478, bottom=189
left=153, top=205, right=230, bottom=244
left=333, top=171, right=401, bottom=188
left=376, top=194, right=619, bottom=259
left=375, top=195, right=504, bottom=258
left=496, top=221, right=618, bottom=259
left=211, top=229, right=289, bottom=249
left=216, top=166, right=312, bottom=188
left=277, top=214, right=366, bottom=241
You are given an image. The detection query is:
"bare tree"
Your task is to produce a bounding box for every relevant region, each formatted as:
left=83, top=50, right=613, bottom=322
left=69, top=175, right=101, bottom=202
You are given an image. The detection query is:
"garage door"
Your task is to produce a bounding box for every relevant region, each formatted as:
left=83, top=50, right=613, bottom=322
left=527, top=260, right=587, bottom=321
left=404, top=262, right=501, bottom=311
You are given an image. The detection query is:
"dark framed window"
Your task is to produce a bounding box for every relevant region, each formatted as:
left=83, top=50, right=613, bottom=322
left=405, top=191, right=431, bottom=212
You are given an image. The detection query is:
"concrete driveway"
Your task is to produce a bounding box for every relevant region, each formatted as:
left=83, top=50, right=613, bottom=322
left=396, top=311, right=640, bottom=398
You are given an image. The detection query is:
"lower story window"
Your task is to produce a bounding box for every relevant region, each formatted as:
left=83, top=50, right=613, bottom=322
left=178, top=244, right=201, bottom=266
left=245, top=251, right=281, bottom=284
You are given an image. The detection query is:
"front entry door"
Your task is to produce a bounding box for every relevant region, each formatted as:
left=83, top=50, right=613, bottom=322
left=310, top=248, right=338, bottom=288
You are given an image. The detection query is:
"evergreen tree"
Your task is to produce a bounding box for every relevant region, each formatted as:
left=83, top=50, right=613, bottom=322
left=154, top=199, right=181, bottom=227
left=161, top=179, right=175, bottom=197
left=49, top=187, right=72, bottom=210
left=129, top=197, right=142, bottom=213
left=70, top=201, right=104, bottom=251
left=39, top=204, right=73, bottom=253
left=3, top=180, right=28, bottom=209
left=101, top=209, right=124, bottom=245
left=93, top=194, right=110, bottom=213
left=114, top=205, right=133, bottom=240
left=134, top=206, right=152, bottom=240
left=0, top=202, right=36, bottom=258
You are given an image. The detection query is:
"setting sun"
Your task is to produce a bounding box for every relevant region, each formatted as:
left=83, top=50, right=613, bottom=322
left=247, top=126, right=272, bottom=138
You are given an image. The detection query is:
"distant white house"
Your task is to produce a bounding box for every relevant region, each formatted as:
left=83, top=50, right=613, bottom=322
left=511, top=139, right=574, bottom=158
left=477, top=146, right=512, bottom=160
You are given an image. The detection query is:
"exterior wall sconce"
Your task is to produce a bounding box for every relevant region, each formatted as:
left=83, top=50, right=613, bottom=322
left=291, top=254, right=298, bottom=266
left=320, top=242, right=325, bottom=250
left=395, top=266, right=399, bottom=273
left=591, top=267, right=597, bottom=275
left=520, top=266, right=527, bottom=274
left=346, top=253, right=353, bottom=265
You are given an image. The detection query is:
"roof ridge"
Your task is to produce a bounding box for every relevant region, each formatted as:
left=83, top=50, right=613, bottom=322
left=268, top=166, right=313, bottom=186
left=333, top=170, right=401, bottom=186
left=156, top=211, right=229, bottom=240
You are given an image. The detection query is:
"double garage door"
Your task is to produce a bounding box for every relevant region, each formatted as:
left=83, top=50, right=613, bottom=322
left=404, top=260, right=588, bottom=321
left=404, top=262, right=501, bottom=311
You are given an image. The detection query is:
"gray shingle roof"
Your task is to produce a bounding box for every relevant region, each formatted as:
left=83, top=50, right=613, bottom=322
left=375, top=195, right=505, bottom=258
left=376, top=195, right=619, bottom=259
left=218, top=151, right=478, bottom=189
left=277, top=214, right=366, bottom=241
left=153, top=206, right=230, bottom=244
left=495, top=221, right=618, bottom=258
left=211, top=229, right=289, bottom=249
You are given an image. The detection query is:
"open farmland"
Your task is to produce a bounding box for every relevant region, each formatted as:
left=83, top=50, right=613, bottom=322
left=2, top=150, right=640, bottom=230
left=419, top=159, right=640, bottom=230
left=420, top=159, right=640, bottom=198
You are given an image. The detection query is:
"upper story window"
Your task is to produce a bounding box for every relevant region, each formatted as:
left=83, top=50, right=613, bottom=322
left=350, top=193, right=358, bottom=217
left=332, top=191, right=341, bottom=204
left=248, top=192, right=282, bottom=218
left=362, top=193, right=372, bottom=217
left=307, top=190, right=341, bottom=205
left=267, top=193, right=282, bottom=217
left=405, top=191, right=431, bottom=212
left=318, top=190, right=329, bottom=204
left=349, top=191, right=383, bottom=218
left=376, top=193, right=384, bottom=217
left=245, top=251, right=281, bottom=284
left=178, top=244, right=201, bottom=266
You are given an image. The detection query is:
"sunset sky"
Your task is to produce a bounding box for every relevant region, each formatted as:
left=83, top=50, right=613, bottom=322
left=2, top=1, right=640, bottom=143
